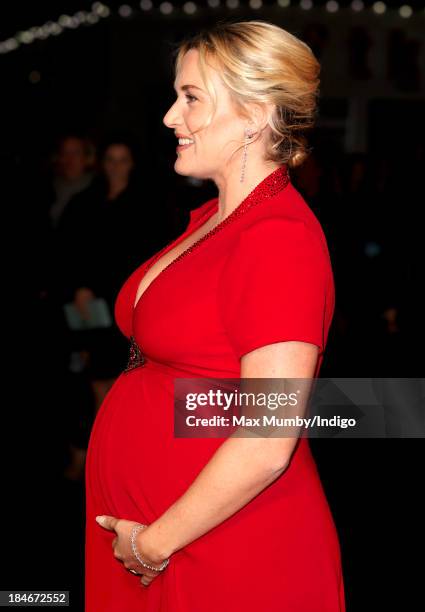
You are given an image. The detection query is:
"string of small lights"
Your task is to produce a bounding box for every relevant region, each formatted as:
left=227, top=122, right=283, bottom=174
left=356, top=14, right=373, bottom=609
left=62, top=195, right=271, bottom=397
left=0, top=1, right=423, bottom=55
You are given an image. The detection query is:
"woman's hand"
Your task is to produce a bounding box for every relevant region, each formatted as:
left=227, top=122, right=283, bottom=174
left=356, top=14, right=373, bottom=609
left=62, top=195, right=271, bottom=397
left=95, top=515, right=165, bottom=587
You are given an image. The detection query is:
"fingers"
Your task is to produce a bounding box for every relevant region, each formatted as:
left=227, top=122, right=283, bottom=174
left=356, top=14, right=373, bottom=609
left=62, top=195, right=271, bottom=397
left=123, top=561, right=139, bottom=572
left=96, top=515, right=119, bottom=531
left=141, top=574, right=156, bottom=587
left=123, top=560, right=158, bottom=583
left=111, top=535, right=123, bottom=562
left=126, top=562, right=157, bottom=579
left=97, top=515, right=159, bottom=588
left=123, top=561, right=157, bottom=587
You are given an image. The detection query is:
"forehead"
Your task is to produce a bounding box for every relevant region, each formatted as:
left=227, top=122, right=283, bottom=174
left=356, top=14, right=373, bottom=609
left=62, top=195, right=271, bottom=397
left=174, top=49, right=202, bottom=88
left=174, top=48, right=221, bottom=92
left=61, top=138, right=85, bottom=152
left=105, top=144, right=131, bottom=155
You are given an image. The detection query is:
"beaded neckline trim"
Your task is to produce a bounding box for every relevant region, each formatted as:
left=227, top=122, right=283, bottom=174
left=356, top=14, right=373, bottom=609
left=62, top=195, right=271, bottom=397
left=133, top=164, right=290, bottom=311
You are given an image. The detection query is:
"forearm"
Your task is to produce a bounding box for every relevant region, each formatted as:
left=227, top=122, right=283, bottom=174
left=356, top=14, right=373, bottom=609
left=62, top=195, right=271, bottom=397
left=140, top=435, right=291, bottom=562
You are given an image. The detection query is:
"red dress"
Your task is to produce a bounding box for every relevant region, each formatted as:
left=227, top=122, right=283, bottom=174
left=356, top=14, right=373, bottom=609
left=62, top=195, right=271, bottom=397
left=85, top=165, right=346, bottom=611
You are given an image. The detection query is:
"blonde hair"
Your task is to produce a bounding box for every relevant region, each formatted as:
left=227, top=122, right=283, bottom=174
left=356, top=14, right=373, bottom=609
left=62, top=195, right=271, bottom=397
left=174, top=20, right=320, bottom=168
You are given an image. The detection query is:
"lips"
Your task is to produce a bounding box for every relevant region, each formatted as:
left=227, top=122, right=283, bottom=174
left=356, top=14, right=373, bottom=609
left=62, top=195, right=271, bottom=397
left=175, top=133, right=194, bottom=153
left=176, top=142, right=194, bottom=151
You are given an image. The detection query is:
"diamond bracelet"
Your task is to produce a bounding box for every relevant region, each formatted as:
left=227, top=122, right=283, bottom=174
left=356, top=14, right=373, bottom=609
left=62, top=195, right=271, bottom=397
left=130, top=524, right=170, bottom=572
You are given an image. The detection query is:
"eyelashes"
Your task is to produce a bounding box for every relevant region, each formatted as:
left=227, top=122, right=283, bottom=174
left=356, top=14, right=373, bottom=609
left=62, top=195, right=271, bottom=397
left=172, top=93, right=198, bottom=106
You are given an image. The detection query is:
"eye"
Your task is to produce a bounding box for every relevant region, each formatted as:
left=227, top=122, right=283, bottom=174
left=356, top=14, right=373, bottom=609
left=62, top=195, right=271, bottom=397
left=185, top=94, right=198, bottom=104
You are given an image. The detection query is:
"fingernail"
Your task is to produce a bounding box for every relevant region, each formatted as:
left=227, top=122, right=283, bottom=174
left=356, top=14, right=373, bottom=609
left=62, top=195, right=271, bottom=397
left=95, top=516, right=105, bottom=525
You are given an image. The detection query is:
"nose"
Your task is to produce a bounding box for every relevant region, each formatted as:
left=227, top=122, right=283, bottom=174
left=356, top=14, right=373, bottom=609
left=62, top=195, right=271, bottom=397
left=163, top=99, right=181, bottom=129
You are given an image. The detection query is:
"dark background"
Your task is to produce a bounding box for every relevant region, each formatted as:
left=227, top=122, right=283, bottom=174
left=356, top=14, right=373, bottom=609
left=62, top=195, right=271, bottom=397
left=1, top=2, right=424, bottom=611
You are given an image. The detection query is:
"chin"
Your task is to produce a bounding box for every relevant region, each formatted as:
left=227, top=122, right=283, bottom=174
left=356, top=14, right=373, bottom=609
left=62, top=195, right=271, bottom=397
left=174, top=161, right=195, bottom=177
left=173, top=164, right=191, bottom=177
left=174, top=161, right=211, bottom=181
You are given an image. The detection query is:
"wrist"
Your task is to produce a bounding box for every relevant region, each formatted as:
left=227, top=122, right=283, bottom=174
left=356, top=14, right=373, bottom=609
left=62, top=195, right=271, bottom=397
left=136, top=525, right=172, bottom=566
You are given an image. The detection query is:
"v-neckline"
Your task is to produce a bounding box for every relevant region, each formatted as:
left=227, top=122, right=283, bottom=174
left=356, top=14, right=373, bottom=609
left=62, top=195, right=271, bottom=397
left=133, top=164, right=290, bottom=312
left=133, top=198, right=218, bottom=311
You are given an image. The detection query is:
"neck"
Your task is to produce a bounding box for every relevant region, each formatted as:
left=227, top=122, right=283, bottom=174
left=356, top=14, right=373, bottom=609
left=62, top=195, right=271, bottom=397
left=108, top=179, right=128, bottom=200
left=213, top=159, right=281, bottom=224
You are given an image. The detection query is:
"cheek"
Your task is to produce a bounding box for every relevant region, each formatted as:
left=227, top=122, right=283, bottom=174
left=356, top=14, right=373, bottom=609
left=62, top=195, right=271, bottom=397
left=183, top=102, right=215, bottom=135
left=204, top=114, right=240, bottom=152
left=183, top=108, right=204, bottom=133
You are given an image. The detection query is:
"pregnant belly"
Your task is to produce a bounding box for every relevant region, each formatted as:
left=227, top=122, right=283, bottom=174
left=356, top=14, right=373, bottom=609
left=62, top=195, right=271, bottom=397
left=86, top=364, right=225, bottom=521
left=86, top=364, right=339, bottom=556
left=86, top=363, right=344, bottom=612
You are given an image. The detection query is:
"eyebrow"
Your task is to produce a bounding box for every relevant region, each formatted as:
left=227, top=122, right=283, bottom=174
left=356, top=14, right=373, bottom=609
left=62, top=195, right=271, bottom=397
left=173, top=83, right=204, bottom=93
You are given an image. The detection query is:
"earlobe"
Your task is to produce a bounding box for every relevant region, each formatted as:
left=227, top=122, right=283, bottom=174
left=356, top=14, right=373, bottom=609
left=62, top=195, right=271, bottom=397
left=245, top=125, right=255, bottom=139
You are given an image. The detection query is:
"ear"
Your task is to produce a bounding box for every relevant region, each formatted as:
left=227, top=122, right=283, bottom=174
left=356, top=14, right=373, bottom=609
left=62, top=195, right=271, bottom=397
left=245, top=102, right=274, bottom=134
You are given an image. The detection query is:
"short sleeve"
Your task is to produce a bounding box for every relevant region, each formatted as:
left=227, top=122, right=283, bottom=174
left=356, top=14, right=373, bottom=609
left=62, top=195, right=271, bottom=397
left=217, top=218, right=330, bottom=360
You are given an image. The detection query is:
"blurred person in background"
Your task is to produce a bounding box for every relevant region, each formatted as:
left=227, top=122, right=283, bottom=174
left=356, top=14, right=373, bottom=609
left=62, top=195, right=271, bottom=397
left=16, top=133, right=98, bottom=482
left=54, top=137, right=160, bottom=480
left=26, top=133, right=96, bottom=299
left=49, top=134, right=96, bottom=229
left=57, top=136, right=160, bottom=306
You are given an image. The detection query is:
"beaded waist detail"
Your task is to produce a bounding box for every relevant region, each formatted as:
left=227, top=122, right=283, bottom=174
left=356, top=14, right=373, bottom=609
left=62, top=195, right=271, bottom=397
left=124, top=336, right=146, bottom=372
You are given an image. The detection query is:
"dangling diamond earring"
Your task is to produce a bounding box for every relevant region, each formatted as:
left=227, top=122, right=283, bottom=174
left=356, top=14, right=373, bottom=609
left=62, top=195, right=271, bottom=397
left=240, top=125, right=254, bottom=183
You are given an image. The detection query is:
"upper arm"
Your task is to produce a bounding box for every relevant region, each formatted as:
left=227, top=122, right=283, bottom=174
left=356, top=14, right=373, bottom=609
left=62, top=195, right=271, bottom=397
left=240, top=340, right=319, bottom=379
left=236, top=341, right=318, bottom=470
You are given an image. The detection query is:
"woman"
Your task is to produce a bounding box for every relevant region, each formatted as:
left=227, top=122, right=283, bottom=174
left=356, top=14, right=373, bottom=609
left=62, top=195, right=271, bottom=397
left=57, top=140, right=156, bottom=479
left=86, top=21, right=345, bottom=611
left=57, top=138, right=158, bottom=307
